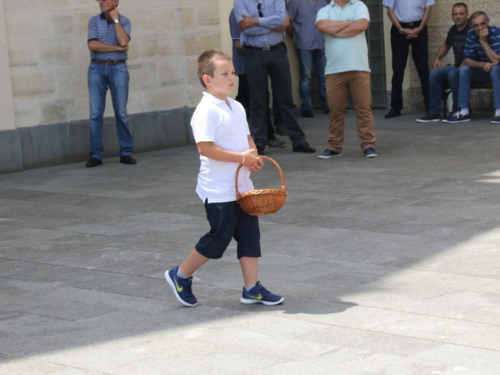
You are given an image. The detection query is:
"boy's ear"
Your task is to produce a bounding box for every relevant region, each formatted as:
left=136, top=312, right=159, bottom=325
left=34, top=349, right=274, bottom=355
left=202, top=74, right=211, bottom=87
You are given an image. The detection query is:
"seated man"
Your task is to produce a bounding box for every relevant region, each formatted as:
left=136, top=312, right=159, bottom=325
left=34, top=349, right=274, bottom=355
left=446, top=11, right=500, bottom=124
left=416, top=2, right=470, bottom=122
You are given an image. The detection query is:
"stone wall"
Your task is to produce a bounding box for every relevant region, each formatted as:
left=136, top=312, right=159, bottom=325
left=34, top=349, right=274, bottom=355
left=398, top=0, right=500, bottom=112
left=0, top=0, right=220, bottom=174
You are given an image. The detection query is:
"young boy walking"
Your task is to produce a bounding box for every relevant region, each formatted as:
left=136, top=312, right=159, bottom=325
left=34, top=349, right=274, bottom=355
left=165, top=50, right=284, bottom=307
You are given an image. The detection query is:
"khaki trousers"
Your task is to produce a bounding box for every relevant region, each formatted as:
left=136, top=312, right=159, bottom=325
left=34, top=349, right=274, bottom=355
left=325, top=71, right=376, bottom=152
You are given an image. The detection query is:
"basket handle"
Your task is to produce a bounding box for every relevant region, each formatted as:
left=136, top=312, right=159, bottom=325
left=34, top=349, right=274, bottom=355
left=235, top=155, right=287, bottom=199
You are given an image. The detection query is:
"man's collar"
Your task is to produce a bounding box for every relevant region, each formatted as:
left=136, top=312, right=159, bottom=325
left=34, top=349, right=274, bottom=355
left=100, top=13, right=113, bottom=23
left=332, top=0, right=355, bottom=7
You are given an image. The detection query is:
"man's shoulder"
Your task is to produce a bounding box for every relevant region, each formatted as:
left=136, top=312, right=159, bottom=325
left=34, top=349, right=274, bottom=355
left=89, top=14, right=101, bottom=22
left=352, top=0, right=369, bottom=11
left=119, top=14, right=130, bottom=23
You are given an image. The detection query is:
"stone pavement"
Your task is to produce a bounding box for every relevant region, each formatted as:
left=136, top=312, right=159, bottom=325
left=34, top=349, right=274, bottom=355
left=1, top=109, right=500, bottom=375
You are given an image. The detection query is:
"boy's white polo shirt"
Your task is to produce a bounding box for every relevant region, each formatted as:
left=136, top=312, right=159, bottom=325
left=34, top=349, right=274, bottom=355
left=191, top=92, right=254, bottom=203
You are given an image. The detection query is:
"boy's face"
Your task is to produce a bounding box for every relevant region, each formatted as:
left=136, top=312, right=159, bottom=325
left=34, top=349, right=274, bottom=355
left=204, top=60, right=235, bottom=100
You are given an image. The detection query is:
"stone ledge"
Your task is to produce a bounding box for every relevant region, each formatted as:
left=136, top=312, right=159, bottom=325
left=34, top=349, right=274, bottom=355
left=0, top=107, right=195, bottom=175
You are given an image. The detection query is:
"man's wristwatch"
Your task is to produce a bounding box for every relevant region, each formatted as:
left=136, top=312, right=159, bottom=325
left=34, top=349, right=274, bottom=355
left=114, top=19, right=120, bottom=24
left=399, top=27, right=403, bottom=34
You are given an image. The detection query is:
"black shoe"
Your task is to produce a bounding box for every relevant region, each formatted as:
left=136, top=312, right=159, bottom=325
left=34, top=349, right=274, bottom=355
left=323, top=108, right=329, bottom=114
left=293, top=142, right=316, bottom=153
left=120, top=155, right=137, bottom=165
left=385, top=108, right=401, bottom=118
left=266, top=137, right=286, bottom=148
left=302, top=109, right=314, bottom=118
left=86, top=157, right=102, bottom=168
left=256, top=144, right=265, bottom=156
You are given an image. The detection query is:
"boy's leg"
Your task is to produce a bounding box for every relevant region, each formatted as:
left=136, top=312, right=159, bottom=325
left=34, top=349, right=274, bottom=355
left=239, top=256, right=258, bottom=287
left=180, top=248, right=209, bottom=277
left=234, top=209, right=283, bottom=305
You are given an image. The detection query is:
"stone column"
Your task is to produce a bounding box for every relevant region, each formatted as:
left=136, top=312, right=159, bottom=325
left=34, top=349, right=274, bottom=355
left=0, top=0, right=15, bottom=131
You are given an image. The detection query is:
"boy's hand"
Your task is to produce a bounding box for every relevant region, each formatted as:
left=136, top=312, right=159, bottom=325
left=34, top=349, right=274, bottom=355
left=248, top=159, right=264, bottom=173
left=242, top=149, right=260, bottom=166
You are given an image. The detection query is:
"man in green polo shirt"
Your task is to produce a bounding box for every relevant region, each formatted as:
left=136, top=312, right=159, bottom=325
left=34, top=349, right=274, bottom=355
left=315, top=0, right=377, bottom=159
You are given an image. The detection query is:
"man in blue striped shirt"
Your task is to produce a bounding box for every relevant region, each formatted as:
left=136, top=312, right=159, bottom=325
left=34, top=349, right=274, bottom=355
left=86, top=0, right=136, bottom=168
left=446, top=11, right=500, bottom=124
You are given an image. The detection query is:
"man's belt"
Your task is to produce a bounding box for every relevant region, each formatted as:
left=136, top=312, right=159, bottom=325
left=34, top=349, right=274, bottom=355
left=91, top=59, right=126, bottom=65
left=399, top=20, right=422, bottom=28
left=245, top=42, right=285, bottom=51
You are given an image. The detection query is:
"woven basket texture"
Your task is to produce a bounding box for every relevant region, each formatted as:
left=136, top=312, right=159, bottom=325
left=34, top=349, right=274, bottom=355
left=235, top=156, right=288, bottom=216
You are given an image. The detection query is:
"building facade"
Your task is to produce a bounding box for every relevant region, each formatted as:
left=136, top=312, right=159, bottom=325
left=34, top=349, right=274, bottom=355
left=0, top=0, right=499, bottom=174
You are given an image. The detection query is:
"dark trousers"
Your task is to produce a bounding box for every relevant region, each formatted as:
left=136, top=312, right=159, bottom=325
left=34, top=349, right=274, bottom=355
left=244, top=45, right=306, bottom=148
left=390, top=23, right=430, bottom=111
left=236, top=74, right=282, bottom=139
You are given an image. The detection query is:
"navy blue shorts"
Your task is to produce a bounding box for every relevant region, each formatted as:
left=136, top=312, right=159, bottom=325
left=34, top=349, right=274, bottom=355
left=195, top=200, right=261, bottom=259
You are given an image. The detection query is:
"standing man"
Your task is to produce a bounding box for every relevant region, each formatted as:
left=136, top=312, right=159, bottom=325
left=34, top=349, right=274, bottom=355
left=229, top=8, right=286, bottom=148
left=287, top=0, right=329, bottom=118
left=383, top=0, right=434, bottom=118
left=316, top=0, right=377, bottom=159
left=417, top=2, right=470, bottom=122
left=86, top=0, right=136, bottom=168
left=445, top=11, right=500, bottom=124
left=233, top=0, right=316, bottom=156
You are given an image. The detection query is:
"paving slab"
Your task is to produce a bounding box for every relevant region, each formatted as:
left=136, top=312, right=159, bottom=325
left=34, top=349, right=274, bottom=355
left=1, top=110, right=500, bottom=374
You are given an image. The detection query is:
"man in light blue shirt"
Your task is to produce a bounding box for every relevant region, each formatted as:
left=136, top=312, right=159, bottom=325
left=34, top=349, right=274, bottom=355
left=315, top=0, right=377, bottom=159
left=233, top=0, right=316, bottom=155
left=287, top=0, right=329, bottom=118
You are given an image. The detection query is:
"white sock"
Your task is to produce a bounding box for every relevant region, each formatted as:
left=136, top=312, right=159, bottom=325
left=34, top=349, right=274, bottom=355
left=460, top=108, right=469, bottom=116
left=495, top=109, right=500, bottom=117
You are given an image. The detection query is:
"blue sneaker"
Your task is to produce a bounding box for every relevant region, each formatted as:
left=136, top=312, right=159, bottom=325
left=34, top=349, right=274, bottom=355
left=445, top=111, right=471, bottom=123
left=490, top=112, right=500, bottom=124
left=165, top=267, right=198, bottom=307
left=240, top=281, right=284, bottom=305
left=317, top=149, right=342, bottom=159
left=363, top=147, right=378, bottom=158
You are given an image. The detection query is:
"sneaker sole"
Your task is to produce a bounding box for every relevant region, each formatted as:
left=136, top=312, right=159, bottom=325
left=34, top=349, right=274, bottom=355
left=490, top=121, right=500, bottom=124
left=416, top=119, right=440, bottom=123
left=447, top=119, right=471, bottom=123
left=240, top=296, right=284, bottom=305
left=317, top=154, right=342, bottom=159
left=165, top=270, right=197, bottom=307
left=365, top=154, right=378, bottom=158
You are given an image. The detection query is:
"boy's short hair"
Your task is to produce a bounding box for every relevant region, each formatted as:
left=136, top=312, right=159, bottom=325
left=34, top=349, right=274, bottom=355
left=197, top=50, right=232, bottom=88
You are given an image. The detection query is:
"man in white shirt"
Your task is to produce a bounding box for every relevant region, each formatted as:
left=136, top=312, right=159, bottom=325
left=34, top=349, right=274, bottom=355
left=383, top=0, right=434, bottom=118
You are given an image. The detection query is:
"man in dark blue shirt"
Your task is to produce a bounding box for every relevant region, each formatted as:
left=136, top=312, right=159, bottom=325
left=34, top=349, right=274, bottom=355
left=417, top=3, right=470, bottom=123
left=86, top=0, right=136, bottom=167
left=446, top=11, right=500, bottom=124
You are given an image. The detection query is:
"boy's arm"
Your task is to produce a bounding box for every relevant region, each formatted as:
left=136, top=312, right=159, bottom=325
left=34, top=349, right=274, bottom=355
left=197, top=141, right=260, bottom=167
left=247, top=135, right=263, bottom=173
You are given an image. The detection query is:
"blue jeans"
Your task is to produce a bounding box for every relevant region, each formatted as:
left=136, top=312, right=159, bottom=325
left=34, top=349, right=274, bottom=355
left=295, top=48, right=328, bottom=112
left=458, top=65, right=500, bottom=109
left=428, top=65, right=459, bottom=115
left=88, top=62, right=134, bottom=160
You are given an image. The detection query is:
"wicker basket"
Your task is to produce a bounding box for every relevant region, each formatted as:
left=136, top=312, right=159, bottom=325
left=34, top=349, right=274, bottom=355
left=235, top=156, right=288, bottom=216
